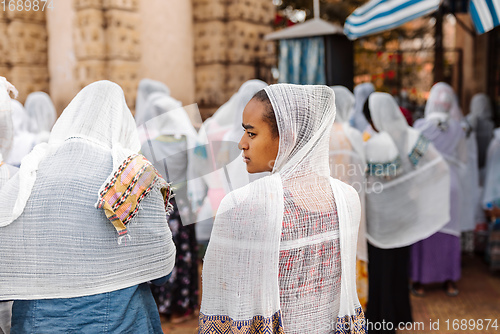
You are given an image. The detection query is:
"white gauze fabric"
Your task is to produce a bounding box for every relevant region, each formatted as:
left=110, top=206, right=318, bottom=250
left=24, top=91, right=57, bottom=144
left=0, top=77, right=16, bottom=162
left=364, top=92, right=451, bottom=249
left=135, top=78, right=170, bottom=126
left=427, top=82, right=478, bottom=231
left=200, top=84, right=365, bottom=334
left=330, top=85, right=367, bottom=263
left=483, top=128, right=500, bottom=208
left=220, top=79, right=269, bottom=193
left=415, top=83, right=469, bottom=237
left=6, top=100, right=37, bottom=167
left=139, top=92, right=205, bottom=223
left=0, top=80, right=176, bottom=299
left=351, top=82, right=374, bottom=132
left=468, top=93, right=495, bottom=173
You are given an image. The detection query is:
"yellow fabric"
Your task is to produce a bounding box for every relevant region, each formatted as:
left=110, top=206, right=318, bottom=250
left=362, top=131, right=371, bottom=142
left=356, top=259, right=369, bottom=310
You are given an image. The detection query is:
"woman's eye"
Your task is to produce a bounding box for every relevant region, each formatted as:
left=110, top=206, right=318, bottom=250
left=248, top=132, right=256, bottom=138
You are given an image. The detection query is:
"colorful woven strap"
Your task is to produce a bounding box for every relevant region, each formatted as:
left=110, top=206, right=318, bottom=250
left=97, top=154, right=172, bottom=244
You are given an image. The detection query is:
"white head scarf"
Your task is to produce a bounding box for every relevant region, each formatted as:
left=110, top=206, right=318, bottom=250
left=135, top=78, right=170, bottom=126
left=351, top=82, right=374, bottom=132
left=200, top=84, right=365, bottom=333
left=483, top=128, right=500, bottom=209
left=414, top=85, right=469, bottom=237
left=0, top=80, right=175, bottom=299
left=468, top=93, right=495, bottom=169
left=24, top=91, right=57, bottom=134
left=425, top=82, right=479, bottom=231
left=330, top=85, right=367, bottom=262
left=6, top=99, right=38, bottom=167
left=0, top=77, right=16, bottom=162
left=364, top=92, right=451, bottom=248
left=0, top=78, right=18, bottom=188
left=139, top=92, right=205, bottom=223
left=0, top=81, right=140, bottom=226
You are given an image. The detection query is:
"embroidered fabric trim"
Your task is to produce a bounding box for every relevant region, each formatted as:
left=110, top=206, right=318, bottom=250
left=408, top=134, right=430, bottom=166
left=198, top=310, right=285, bottom=334
left=96, top=154, right=173, bottom=239
left=366, top=156, right=402, bottom=178
left=335, top=307, right=367, bottom=334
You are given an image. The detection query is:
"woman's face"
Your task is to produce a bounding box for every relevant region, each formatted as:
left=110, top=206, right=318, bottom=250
left=238, top=98, right=279, bottom=173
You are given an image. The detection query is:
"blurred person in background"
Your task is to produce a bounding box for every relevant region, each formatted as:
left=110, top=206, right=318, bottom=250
left=0, top=81, right=175, bottom=333
left=329, top=85, right=368, bottom=310
left=351, top=82, right=374, bottom=134
left=139, top=92, right=202, bottom=323
left=193, top=80, right=266, bottom=249
left=24, top=91, right=57, bottom=145
left=482, top=127, right=500, bottom=270
left=363, top=92, right=450, bottom=334
left=411, top=82, right=468, bottom=297
left=135, top=78, right=171, bottom=142
left=5, top=99, right=37, bottom=168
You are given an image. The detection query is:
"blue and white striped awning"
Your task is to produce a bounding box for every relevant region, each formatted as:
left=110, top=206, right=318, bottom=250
left=470, top=0, right=500, bottom=34
left=344, top=0, right=441, bottom=40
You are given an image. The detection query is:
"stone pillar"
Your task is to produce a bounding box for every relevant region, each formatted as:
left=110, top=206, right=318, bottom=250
left=1, top=4, right=49, bottom=103
left=193, top=0, right=275, bottom=120
left=73, top=0, right=140, bottom=108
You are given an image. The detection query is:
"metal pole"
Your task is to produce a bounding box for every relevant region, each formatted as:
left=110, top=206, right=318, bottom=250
left=434, top=5, right=444, bottom=83
left=314, top=0, right=320, bottom=19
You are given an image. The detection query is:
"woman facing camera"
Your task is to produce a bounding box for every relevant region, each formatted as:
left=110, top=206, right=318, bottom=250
left=0, top=81, right=176, bottom=333
left=199, top=84, right=365, bottom=334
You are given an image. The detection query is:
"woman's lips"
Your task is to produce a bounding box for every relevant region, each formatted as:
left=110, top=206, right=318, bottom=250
left=242, top=155, right=250, bottom=163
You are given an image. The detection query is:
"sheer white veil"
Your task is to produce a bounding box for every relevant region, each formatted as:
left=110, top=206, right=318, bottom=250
left=24, top=91, right=57, bottom=134
left=200, top=84, right=364, bottom=333
left=483, top=128, right=500, bottom=208
left=0, top=77, right=16, bottom=162
left=330, top=85, right=367, bottom=263
left=135, top=78, right=170, bottom=126
left=0, top=80, right=140, bottom=226
left=351, top=82, right=374, bottom=132
left=364, top=92, right=451, bottom=248
left=0, top=80, right=175, bottom=300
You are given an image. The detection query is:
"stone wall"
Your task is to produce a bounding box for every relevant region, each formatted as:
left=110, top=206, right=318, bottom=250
left=193, top=0, right=275, bottom=119
left=0, top=5, right=49, bottom=103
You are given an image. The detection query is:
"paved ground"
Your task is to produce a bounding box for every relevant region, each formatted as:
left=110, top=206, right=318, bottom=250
left=161, top=254, right=500, bottom=333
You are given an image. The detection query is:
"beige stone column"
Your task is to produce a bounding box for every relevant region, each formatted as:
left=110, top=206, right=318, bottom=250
left=1, top=3, right=49, bottom=103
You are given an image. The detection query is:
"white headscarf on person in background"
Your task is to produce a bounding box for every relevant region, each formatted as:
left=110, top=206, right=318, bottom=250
left=24, top=91, right=57, bottom=144
left=364, top=92, right=450, bottom=248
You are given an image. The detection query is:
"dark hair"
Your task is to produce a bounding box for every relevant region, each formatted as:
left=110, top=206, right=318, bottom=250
left=252, top=89, right=279, bottom=138
left=362, top=95, right=372, bottom=124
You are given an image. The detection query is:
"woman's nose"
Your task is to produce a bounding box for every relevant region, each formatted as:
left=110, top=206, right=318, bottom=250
left=238, top=138, right=246, bottom=150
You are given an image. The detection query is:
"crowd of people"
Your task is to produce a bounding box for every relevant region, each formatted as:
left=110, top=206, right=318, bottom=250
left=0, top=75, right=498, bottom=334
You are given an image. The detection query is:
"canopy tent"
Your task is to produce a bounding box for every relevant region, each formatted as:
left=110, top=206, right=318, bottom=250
left=344, top=0, right=500, bottom=40
left=470, top=0, right=500, bottom=34
left=344, top=0, right=441, bottom=40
